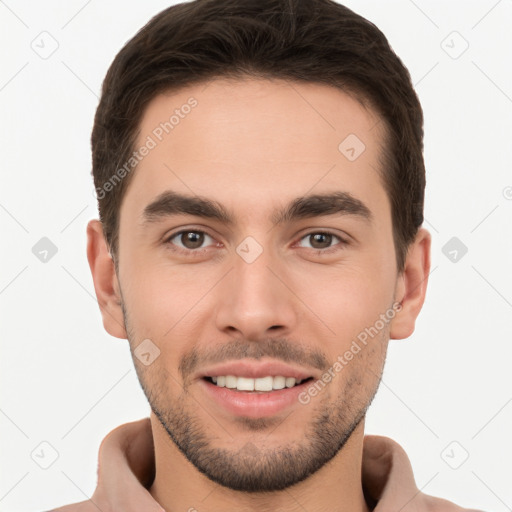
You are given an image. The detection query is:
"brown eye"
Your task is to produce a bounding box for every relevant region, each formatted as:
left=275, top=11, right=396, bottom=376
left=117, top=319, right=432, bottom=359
left=181, top=231, right=204, bottom=249
left=309, top=233, right=333, bottom=249
left=297, top=232, right=345, bottom=251
left=167, top=230, right=214, bottom=251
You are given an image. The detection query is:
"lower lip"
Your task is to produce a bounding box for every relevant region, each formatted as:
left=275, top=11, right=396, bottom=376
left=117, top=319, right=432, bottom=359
left=199, top=378, right=311, bottom=418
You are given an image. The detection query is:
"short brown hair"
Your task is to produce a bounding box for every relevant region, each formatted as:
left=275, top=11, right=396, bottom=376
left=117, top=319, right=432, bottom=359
left=91, top=0, right=425, bottom=273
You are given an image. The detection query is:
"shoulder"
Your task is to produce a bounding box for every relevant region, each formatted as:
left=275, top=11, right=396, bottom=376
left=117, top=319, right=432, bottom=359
left=363, top=434, right=486, bottom=512
left=46, top=500, right=111, bottom=512
left=422, top=495, right=487, bottom=512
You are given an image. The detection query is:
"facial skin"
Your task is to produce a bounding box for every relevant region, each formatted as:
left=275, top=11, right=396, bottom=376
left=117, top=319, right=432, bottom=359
left=87, top=77, right=431, bottom=512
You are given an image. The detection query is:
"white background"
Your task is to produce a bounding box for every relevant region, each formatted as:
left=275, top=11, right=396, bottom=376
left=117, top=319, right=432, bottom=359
left=1, top=1, right=511, bottom=511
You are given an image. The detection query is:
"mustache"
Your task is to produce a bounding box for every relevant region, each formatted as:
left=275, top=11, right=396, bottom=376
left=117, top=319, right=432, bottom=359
left=179, top=337, right=329, bottom=380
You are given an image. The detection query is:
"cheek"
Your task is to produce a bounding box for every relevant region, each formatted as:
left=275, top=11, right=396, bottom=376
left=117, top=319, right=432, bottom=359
left=299, top=265, right=392, bottom=340
left=122, top=261, right=207, bottom=331
left=122, top=267, right=210, bottom=378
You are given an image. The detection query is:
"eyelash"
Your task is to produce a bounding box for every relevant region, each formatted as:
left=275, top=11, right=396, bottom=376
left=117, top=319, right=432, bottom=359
left=164, top=229, right=349, bottom=256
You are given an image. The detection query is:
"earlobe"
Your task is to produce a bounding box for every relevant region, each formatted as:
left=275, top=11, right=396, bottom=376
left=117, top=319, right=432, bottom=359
left=389, top=227, right=431, bottom=340
left=86, top=219, right=127, bottom=339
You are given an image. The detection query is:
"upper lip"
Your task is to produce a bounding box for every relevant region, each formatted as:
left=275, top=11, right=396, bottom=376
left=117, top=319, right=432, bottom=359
left=196, top=359, right=319, bottom=381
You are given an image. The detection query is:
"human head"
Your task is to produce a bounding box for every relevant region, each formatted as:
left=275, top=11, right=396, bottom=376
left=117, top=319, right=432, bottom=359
left=87, top=0, right=431, bottom=495
left=91, top=0, right=425, bottom=275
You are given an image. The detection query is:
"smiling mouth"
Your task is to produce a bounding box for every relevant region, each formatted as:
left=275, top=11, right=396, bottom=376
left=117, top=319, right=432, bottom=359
left=203, top=375, right=314, bottom=392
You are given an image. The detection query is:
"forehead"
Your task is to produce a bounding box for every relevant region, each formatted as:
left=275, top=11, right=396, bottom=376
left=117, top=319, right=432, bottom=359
left=122, top=77, right=389, bottom=225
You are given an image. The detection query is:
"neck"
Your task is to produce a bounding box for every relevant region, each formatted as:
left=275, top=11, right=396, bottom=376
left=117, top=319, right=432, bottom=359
left=149, top=412, right=371, bottom=512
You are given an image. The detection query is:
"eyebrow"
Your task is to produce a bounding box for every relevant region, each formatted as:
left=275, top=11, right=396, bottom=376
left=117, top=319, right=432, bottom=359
left=140, top=190, right=373, bottom=227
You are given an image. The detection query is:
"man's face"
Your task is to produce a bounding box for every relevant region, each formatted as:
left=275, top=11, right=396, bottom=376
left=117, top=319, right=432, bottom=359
left=114, top=78, right=403, bottom=491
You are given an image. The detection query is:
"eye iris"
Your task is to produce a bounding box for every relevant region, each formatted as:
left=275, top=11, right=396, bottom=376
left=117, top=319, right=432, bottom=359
left=182, top=231, right=204, bottom=249
left=310, top=233, right=332, bottom=249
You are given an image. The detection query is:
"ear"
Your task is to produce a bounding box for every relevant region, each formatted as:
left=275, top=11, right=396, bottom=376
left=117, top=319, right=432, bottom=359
left=389, top=227, right=431, bottom=340
left=86, top=219, right=127, bottom=339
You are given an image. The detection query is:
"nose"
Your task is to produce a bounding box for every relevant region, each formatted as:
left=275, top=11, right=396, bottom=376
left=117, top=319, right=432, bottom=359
left=214, top=244, right=299, bottom=341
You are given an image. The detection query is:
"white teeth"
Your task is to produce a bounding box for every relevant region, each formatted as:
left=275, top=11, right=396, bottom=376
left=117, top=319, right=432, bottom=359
left=236, top=377, right=254, bottom=391
left=209, top=375, right=305, bottom=391
left=285, top=377, right=296, bottom=388
left=272, top=376, right=286, bottom=389
left=225, top=375, right=237, bottom=388
left=254, top=376, right=273, bottom=391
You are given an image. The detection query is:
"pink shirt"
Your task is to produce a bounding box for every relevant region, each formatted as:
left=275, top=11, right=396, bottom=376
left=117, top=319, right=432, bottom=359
left=49, top=418, right=485, bottom=512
